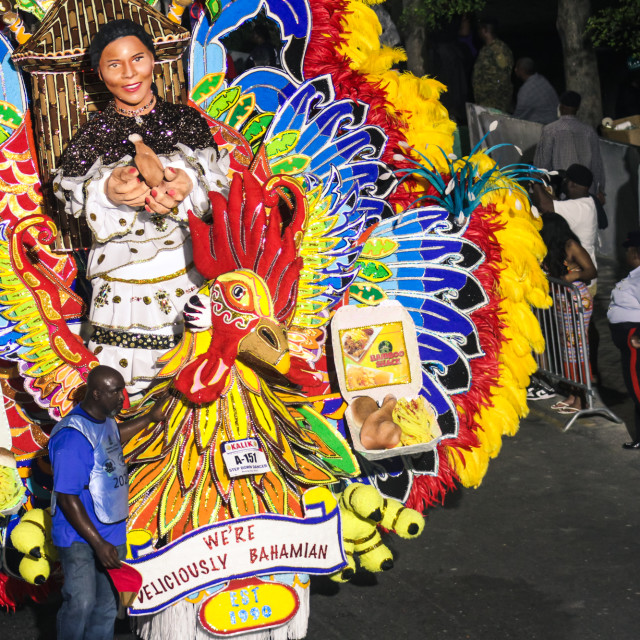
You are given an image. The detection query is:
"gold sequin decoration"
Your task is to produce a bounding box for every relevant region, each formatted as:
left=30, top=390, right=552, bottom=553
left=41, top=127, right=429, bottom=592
left=119, top=219, right=127, bottom=227
left=113, top=296, right=121, bottom=303
left=119, top=359, right=128, bottom=368
left=152, top=215, right=169, bottom=232
left=143, top=297, right=151, bottom=305
left=135, top=229, right=144, bottom=236
left=93, top=327, right=180, bottom=349
left=36, top=290, right=61, bottom=320
left=97, top=255, right=105, bottom=264
left=23, top=273, right=39, bottom=287
left=94, top=283, right=111, bottom=308
left=94, top=346, right=103, bottom=354
left=0, top=180, right=36, bottom=195
left=155, top=290, right=172, bottom=315
left=175, top=288, right=184, bottom=297
left=54, top=336, right=81, bottom=363
left=90, top=213, right=97, bottom=221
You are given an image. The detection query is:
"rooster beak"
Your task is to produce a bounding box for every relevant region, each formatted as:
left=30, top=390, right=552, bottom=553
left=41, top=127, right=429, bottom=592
left=237, top=318, right=291, bottom=375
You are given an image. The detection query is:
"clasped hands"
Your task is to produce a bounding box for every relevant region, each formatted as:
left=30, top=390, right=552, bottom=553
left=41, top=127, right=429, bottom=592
left=105, top=165, right=193, bottom=215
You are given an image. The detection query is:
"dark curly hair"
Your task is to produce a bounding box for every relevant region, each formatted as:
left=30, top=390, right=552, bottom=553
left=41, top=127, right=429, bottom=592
left=540, top=212, right=581, bottom=278
left=89, top=19, right=156, bottom=70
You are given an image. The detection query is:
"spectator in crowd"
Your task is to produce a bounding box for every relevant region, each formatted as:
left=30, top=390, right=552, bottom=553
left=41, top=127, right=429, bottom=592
left=512, top=57, right=558, bottom=124
left=608, top=231, right=640, bottom=449
left=532, top=165, right=602, bottom=383
left=534, top=91, right=606, bottom=203
left=457, top=13, right=477, bottom=59
left=429, top=18, right=472, bottom=124
left=471, top=17, right=513, bottom=113
left=615, top=68, right=640, bottom=119
left=539, top=213, right=596, bottom=414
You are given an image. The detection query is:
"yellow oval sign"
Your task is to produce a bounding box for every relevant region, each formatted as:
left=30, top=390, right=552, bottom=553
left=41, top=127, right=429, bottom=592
left=199, top=577, right=299, bottom=635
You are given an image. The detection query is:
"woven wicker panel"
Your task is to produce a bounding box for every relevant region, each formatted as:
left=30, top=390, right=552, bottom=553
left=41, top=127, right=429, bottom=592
left=13, top=0, right=189, bottom=69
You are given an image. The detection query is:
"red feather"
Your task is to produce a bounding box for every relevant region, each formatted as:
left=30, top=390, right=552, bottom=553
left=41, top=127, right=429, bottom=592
left=189, top=171, right=303, bottom=323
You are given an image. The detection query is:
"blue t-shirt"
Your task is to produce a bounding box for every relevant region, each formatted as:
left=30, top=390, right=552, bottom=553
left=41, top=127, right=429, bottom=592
left=49, top=406, right=127, bottom=548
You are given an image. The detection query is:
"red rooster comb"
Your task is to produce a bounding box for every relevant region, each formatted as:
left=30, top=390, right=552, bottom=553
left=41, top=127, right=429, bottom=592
left=188, top=171, right=306, bottom=324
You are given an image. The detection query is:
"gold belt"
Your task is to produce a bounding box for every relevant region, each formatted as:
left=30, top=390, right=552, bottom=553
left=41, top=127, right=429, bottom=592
left=99, top=262, right=195, bottom=284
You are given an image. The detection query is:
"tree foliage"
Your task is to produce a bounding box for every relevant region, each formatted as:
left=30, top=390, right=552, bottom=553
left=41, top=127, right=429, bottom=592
left=586, top=0, right=640, bottom=56
left=399, top=0, right=485, bottom=33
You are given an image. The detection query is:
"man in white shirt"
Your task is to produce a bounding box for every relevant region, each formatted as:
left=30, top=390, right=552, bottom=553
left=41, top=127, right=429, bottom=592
left=608, top=231, right=640, bottom=449
left=532, top=164, right=598, bottom=289
left=553, top=165, right=598, bottom=276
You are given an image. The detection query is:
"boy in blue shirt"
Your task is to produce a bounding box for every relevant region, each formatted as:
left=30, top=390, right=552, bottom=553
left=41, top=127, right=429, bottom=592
left=49, top=365, right=165, bottom=640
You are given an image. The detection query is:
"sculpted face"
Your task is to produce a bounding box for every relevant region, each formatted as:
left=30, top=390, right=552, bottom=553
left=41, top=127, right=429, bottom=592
left=211, top=271, right=290, bottom=375
left=98, top=35, right=155, bottom=111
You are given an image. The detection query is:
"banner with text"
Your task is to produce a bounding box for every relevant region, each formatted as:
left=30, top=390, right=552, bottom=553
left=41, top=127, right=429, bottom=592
left=128, top=499, right=345, bottom=615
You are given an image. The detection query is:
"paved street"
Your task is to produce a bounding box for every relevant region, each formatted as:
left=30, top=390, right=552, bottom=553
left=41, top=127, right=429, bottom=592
left=2, top=258, right=639, bottom=639
left=308, top=403, right=638, bottom=640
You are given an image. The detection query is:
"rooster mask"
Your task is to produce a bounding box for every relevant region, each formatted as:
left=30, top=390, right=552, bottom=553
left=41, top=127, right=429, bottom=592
left=174, top=171, right=305, bottom=404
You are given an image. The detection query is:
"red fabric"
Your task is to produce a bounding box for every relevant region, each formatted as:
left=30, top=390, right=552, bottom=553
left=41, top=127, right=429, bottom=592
left=189, top=171, right=303, bottom=322
left=0, top=571, right=57, bottom=611
left=107, top=563, right=143, bottom=595
left=9, top=215, right=96, bottom=379
left=182, top=172, right=305, bottom=402
left=174, top=334, right=241, bottom=404
left=628, top=328, right=640, bottom=399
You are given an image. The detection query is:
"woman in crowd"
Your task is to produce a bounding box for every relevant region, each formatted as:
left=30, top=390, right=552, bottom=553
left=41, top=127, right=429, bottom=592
left=539, top=212, right=597, bottom=413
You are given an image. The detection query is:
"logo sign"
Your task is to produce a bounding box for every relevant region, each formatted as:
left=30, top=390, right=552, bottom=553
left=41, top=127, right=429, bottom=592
left=127, top=490, right=344, bottom=615
left=198, top=577, right=299, bottom=636
left=221, top=438, right=270, bottom=477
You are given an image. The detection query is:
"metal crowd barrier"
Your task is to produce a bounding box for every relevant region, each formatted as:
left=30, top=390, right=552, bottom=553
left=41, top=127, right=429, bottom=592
left=533, top=276, right=622, bottom=431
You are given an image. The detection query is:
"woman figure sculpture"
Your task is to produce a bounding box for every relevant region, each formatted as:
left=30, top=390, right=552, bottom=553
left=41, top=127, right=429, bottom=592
left=54, top=19, right=229, bottom=396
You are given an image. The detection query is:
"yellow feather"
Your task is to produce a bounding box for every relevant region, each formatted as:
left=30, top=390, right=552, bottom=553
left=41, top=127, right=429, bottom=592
left=358, top=47, right=407, bottom=75
left=449, top=446, right=490, bottom=489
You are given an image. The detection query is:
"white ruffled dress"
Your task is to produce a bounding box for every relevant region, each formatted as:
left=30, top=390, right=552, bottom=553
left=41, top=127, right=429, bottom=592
left=55, top=145, right=230, bottom=394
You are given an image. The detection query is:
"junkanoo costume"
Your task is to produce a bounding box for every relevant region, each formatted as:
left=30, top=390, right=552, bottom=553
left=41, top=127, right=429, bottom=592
left=0, top=0, right=558, bottom=636
left=54, top=99, right=230, bottom=394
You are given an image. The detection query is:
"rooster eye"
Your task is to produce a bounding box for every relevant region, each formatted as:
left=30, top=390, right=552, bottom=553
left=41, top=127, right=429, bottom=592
left=231, top=285, right=246, bottom=299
